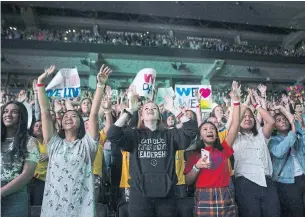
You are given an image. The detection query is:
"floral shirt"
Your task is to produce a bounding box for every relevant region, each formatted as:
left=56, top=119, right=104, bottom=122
left=1, top=136, right=40, bottom=186
left=41, top=133, right=99, bottom=217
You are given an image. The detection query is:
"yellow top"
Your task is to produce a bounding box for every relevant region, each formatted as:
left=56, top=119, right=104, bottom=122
left=93, top=130, right=107, bottom=177
left=218, top=128, right=234, bottom=176
left=120, top=151, right=130, bottom=188
left=34, top=142, right=48, bottom=181
left=175, top=150, right=186, bottom=185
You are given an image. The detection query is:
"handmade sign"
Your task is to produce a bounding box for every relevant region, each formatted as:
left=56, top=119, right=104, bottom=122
left=46, top=68, right=81, bottom=99
left=174, top=85, right=213, bottom=111
left=131, top=68, right=156, bottom=100
left=156, top=87, right=175, bottom=105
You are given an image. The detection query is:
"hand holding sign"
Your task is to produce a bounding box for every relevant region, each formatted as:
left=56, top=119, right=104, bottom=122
left=97, top=64, right=112, bottom=85
left=127, top=86, right=139, bottom=114
left=38, top=65, right=56, bottom=84
left=164, top=95, right=179, bottom=115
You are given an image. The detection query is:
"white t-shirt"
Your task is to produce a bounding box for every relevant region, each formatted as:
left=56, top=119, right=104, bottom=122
left=233, top=127, right=273, bottom=187
left=41, top=133, right=99, bottom=217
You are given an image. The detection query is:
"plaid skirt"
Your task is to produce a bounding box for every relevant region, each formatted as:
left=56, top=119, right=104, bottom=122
left=194, top=187, right=237, bottom=217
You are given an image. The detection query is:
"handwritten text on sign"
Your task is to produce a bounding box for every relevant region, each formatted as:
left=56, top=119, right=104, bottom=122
left=175, top=85, right=212, bottom=111
left=46, top=68, right=81, bottom=99
left=131, top=68, right=156, bottom=100
left=46, top=87, right=80, bottom=98
left=143, top=73, right=155, bottom=95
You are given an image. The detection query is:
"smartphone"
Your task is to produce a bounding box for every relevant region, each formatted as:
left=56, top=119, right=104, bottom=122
left=201, top=149, right=210, bottom=161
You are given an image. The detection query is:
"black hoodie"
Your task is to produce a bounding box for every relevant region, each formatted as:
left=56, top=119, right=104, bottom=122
left=107, top=120, right=197, bottom=198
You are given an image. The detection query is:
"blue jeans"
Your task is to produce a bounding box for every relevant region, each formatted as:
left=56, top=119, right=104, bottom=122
left=1, top=186, right=29, bottom=217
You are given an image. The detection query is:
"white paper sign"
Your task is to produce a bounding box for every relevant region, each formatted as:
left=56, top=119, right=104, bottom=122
left=156, top=87, right=175, bottom=105
left=175, top=85, right=213, bottom=111
left=131, top=68, right=156, bottom=100
left=46, top=68, right=81, bottom=99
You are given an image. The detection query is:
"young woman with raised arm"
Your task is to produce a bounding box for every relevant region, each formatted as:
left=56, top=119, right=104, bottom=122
left=107, top=80, right=197, bottom=217
left=233, top=89, right=280, bottom=217
left=184, top=81, right=241, bottom=217
left=37, top=65, right=111, bottom=217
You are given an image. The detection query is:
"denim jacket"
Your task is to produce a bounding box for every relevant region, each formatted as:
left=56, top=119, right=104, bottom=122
left=268, top=130, right=305, bottom=184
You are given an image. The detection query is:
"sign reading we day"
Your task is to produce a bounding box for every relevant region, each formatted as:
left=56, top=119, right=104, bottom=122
left=131, top=68, right=156, bottom=100
left=46, top=68, right=81, bottom=99
left=174, top=85, right=213, bottom=111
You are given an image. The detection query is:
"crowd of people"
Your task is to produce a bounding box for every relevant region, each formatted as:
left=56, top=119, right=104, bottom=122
left=1, top=64, right=305, bottom=217
left=2, top=26, right=305, bottom=57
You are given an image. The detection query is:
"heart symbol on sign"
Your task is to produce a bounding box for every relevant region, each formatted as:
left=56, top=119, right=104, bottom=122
left=199, top=88, right=211, bottom=98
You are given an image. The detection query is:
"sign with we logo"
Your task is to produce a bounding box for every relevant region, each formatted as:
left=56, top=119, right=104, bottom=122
left=46, top=68, right=81, bottom=99
left=175, top=85, right=213, bottom=111
left=131, top=68, right=156, bottom=100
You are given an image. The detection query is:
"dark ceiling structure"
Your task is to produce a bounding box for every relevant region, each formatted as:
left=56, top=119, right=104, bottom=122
left=4, top=1, right=305, bottom=30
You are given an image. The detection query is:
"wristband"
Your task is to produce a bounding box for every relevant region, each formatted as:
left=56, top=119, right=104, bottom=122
left=193, top=165, right=200, bottom=173
left=233, top=102, right=240, bottom=106
left=104, top=110, right=111, bottom=114
left=97, top=84, right=105, bottom=88
left=176, top=112, right=184, bottom=120
left=36, top=83, right=45, bottom=87
left=196, top=105, right=200, bottom=108
left=254, top=104, right=261, bottom=109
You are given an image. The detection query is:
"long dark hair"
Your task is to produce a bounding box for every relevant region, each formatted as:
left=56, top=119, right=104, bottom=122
left=1, top=101, right=29, bottom=161
left=240, top=108, right=258, bottom=136
left=195, top=121, right=224, bottom=152
left=58, top=110, right=86, bottom=140
left=273, top=112, right=292, bottom=135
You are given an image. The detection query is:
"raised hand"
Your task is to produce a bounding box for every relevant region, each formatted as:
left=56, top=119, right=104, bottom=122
left=97, top=64, right=112, bottom=85
left=281, top=94, right=289, bottom=104
left=17, top=89, right=27, bottom=103
left=194, top=90, right=201, bottom=103
left=101, top=96, right=112, bottom=112
left=164, top=95, right=175, bottom=112
left=257, top=84, right=267, bottom=97
left=105, top=85, right=112, bottom=100
left=230, top=80, right=241, bottom=101
left=127, top=93, right=139, bottom=113
left=38, top=65, right=56, bottom=84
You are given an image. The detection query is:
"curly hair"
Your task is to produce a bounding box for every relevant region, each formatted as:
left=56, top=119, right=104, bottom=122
left=1, top=101, right=29, bottom=162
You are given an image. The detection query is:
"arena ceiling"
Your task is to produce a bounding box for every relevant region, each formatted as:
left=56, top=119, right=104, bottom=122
left=5, top=1, right=305, bottom=30
left=2, top=48, right=305, bottom=90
